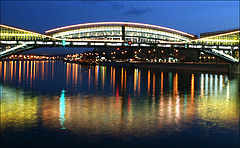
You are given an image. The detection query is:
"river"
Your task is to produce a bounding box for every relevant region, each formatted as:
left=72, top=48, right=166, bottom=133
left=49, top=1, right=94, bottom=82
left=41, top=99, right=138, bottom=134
left=0, top=60, right=239, bottom=147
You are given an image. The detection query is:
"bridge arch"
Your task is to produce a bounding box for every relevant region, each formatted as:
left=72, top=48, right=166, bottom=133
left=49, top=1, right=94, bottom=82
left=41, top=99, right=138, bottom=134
left=45, top=22, right=196, bottom=43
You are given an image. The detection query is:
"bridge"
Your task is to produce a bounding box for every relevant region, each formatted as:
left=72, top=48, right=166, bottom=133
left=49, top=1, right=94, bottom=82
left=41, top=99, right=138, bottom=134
left=0, top=22, right=239, bottom=63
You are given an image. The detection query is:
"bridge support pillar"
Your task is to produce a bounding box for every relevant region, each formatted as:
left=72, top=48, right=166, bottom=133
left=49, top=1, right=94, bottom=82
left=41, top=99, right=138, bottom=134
left=229, top=63, right=240, bottom=75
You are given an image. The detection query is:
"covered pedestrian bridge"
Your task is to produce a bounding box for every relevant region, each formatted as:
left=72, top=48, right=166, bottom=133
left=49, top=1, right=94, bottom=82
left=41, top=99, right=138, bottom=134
left=0, top=22, right=239, bottom=63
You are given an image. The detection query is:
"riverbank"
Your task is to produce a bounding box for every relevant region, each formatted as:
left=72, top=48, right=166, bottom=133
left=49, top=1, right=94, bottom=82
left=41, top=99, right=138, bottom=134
left=99, top=61, right=240, bottom=74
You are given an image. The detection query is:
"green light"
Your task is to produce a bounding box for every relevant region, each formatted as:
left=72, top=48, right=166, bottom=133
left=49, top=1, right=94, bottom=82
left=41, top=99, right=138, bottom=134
left=59, top=89, right=66, bottom=130
left=185, top=43, right=187, bottom=48
left=62, top=38, right=66, bottom=47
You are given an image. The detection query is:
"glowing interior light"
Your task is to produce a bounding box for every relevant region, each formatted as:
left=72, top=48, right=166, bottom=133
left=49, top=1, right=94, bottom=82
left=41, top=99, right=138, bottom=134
left=0, top=24, right=62, bottom=41
left=189, top=30, right=240, bottom=43
left=45, top=22, right=195, bottom=37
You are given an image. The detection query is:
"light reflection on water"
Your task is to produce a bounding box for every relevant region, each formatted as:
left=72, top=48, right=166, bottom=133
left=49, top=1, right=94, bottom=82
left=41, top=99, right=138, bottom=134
left=0, top=60, right=239, bottom=147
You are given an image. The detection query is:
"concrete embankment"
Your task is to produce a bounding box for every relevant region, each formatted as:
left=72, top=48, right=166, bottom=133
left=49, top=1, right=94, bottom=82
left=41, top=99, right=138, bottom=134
left=99, top=62, right=240, bottom=74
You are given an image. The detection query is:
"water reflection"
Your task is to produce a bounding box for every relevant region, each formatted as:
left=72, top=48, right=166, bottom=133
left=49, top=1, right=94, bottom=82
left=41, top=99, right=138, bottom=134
left=0, top=85, right=37, bottom=130
left=59, top=89, right=66, bottom=130
left=0, top=61, right=239, bottom=140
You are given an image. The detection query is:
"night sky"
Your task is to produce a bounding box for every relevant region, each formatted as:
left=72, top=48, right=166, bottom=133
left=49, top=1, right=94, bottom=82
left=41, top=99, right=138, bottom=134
left=1, top=1, right=239, bottom=54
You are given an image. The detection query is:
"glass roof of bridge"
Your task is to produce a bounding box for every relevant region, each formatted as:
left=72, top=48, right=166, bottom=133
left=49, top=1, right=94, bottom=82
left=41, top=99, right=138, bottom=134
left=45, top=22, right=196, bottom=38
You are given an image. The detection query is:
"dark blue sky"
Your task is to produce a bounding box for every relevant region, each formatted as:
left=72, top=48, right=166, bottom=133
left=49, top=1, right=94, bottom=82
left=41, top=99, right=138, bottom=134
left=1, top=1, right=239, bottom=54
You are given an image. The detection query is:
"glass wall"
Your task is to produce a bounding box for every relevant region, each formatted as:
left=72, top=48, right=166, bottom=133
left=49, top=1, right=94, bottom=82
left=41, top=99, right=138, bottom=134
left=51, top=25, right=191, bottom=43
left=0, top=26, right=44, bottom=41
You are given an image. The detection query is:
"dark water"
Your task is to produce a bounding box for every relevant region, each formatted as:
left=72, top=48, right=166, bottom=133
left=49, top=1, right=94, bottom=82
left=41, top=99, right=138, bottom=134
left=0, top=60, right=239, bottom=148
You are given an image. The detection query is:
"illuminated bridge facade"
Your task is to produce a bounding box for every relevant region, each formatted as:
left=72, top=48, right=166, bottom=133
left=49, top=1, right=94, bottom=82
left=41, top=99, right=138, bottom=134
left=0, top=22, right=239, bottom=63
left=45, top=22, right=196, bottom=43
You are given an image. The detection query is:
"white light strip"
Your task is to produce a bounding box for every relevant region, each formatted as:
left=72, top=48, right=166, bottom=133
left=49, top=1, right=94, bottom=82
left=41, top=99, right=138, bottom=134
left=188, top=45, right=202, bottom=48
left=45, top=22, right=195, bottom=37
left=64, top=38, right=124, bottom=42
left=19, top=41, right=35, bottom=44
left=219, top=46, right=232, bottom=49
left=36, top=41, right=53, bottom=45
left=0, top=41, right=17, bottom=44
left=157, top=44, right=171, bottom=47
left=131, top=44, right=139, bottom=46
left=158, top=41, right=187, bottom=44
left=72, top=42, right=88, bottom=45
left=55, top=42, right=62, bottom=45
left=106, top=43, right=122, bottom=46
left=65, top=42, right=70, bottom=45
left=140, top=44, right=151, bottom=47
left=0, top=44, right=26, bottom=55
left=90, top=43, right=105, bottom=46
left=233, top=46, right=239, bottom=49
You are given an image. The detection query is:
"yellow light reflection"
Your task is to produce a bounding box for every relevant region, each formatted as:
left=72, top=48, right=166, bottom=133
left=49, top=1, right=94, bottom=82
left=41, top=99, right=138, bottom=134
left=33, top=61, right=36, bottom=88
left=52, top=60, right=54, bottom=79
left=3, top=61, right=6, bottom=83
left=23, top=61, right=26, bottom=82
left=30, top=61, right=33, bottom=83
left=95, top=66, right=99, bottom=86
left=124, top=69, right=127, bottom=92
left=110, top=67, right=113, bottom=88
left=19, top=61, right=21, bottom=84
left=66, top=63, right=70, bottom=86
left=14, top=61, right=16, bottom=79
left=10, top=61, right=13, bottom=82
left=191, top=74, right=194, bottom=101
left=134, top=68, right=137, bottom=93
left=138, top=70, right=141, bottom=95
left=88, top=68, right=91, bottom=89
left=102, top=66, right=105, bottom=89
left=75, top=64, right=78, bottom=87
left=113, top=67, right=115, bottom=91
left=26, top=61, right=29, bottom=79
left=148, top=70, right=150, bottom=96
left=173, top=73, right=178, bottom=97
left=197, top=96, right=239, bottom=129
left=72, top=63, right=75, bottom=85
left=152, top=72, right=155, bottom=97
left=121, top=67, right=124, bottom=92
left=161, top=71, right=163, bottom=93
left=0, top=86, right=38, bottom=130
left=41, top=61, right=44, bottom=81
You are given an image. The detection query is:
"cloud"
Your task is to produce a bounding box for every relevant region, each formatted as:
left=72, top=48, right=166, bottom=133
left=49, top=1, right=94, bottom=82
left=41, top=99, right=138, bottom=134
left=124, top=7, right=152, bottom=16
left=112, top=3, right=125, bottom=9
